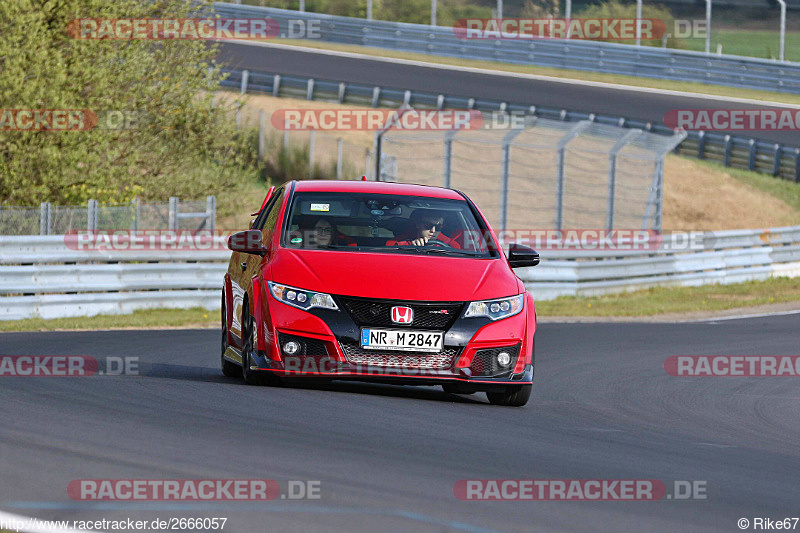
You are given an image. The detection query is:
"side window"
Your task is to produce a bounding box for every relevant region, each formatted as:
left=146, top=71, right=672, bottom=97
left=252, top=188, right=283, bottom=231
left=260, top=189, right=285, bottom=244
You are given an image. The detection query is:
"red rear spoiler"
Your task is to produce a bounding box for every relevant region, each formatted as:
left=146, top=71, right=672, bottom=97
left=251, top=186, right=275, bottom=216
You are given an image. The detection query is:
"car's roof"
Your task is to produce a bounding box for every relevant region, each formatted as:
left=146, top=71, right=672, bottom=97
left=290, top=180, right=464, bottom=200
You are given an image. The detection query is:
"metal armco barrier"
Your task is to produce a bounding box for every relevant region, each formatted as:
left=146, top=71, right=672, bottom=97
left=2, top=226, right=799, bottom=320
left=220, top=67, right=800, bottom=182
left=212, top=4, right=800, bottom=95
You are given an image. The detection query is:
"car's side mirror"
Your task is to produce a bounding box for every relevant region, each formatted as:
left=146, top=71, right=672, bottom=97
left=228, top=230, right=267, bottom=256
left=507, top=243, right=540, bottom=268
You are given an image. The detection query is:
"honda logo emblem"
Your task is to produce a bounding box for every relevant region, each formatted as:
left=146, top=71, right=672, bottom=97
left=391, top=306, right=414, bottom=324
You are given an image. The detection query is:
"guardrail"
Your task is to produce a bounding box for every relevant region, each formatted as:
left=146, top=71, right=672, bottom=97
left=213, top=4, right=800, bottom=95
left=220, top=68, right=800, bottom=182
left=522, top=226, right=800, bottom=300
left=2, top=226, right=799, bottom=320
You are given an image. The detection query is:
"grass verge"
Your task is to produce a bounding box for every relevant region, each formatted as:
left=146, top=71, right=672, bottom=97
left=688, top=159, right=800, bottom=214
left=536, top=277, right=800, bottom=317
left=1, top=278, right=799, bottom=331
left=0, top=308, right=215, bottom=332
left=266, top=39, right=800, bottom=106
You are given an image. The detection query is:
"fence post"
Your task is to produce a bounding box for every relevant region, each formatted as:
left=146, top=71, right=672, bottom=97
left=748, top=139, right=757, bottom=171
left=206, top=196, right=216, bottom=231
left=336, top=138, right=343, bottom=179
left=555, top=121, right=591, bottom=231
left=773, top=144, right=781, bottom=177
left=272, top=74, right=281, bottom=97
left=87, top=199, right=98, bottom=231
left=258, top=110, right=266, bottom=161
left=306, top=78, right=315, bottom=100
left=723, top=135, right=732, bottom=167
left=309, top=130, right=316, bottom=175
left=240, top=69, right=249, bottom=95
left=607, top=130, right=642, bottom=231
left=133, top=198, right=140, bottom=231
left=500, top=126, right=525, bottom=232
left=169, top=197, right=178, bottom=231
left=338, top=82, right=346, bottom=104
left=642, top=160, right=665, bottom=231
left=284, top=129, right=290, bottom=152
left=442, top=130, right=457, bottom=188
left=372, top=87, right=381, bottom=108
left=365, top=150, right=372, bottom=180
left=697, top=130, right=706, bottom=159
left=235, top=101, right=242, bottom=129
left=795, top=148, right=800, bottom=183
left=39, top=202, right=51, bottom=236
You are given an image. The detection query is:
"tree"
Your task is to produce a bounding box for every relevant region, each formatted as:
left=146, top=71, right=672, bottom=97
left=0, top=0, right=251, bottom=205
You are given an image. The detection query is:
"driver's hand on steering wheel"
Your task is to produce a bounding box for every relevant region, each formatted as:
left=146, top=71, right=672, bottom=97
left=410, top=236, right=430, bottom=246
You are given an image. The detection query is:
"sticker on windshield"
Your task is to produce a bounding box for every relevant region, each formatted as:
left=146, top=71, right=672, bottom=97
left=290, top=237, right=303, bottom=244
left=310, top=203, right=330, bottom=212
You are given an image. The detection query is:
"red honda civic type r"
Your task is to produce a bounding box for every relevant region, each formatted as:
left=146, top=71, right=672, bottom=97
left=221, top=180, right=540, bottom=406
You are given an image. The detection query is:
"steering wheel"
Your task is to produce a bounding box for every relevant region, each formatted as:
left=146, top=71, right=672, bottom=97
left=426, top=238, right=453, bottom=248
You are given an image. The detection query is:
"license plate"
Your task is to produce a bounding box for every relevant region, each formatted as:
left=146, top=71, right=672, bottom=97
left=361, top=328, right=443, bottom=352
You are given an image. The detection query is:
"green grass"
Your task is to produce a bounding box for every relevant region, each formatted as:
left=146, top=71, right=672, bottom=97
left=0, top=307, right=214, bottom=332
left=267, top=38, right=800, bottom=105
left=683, top=29, right=800, bottom=62
left=536, top=277, right=800, bottom=317
left=689, top=158, right=800, bottom=213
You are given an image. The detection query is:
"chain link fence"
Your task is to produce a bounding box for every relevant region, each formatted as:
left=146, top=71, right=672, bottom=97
left=0, top=197, right=216, bottom=235
left=378, top=117, right=686, bottom=231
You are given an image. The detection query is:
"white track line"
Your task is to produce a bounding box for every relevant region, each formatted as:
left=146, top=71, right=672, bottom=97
left=0, top=509, right=100, bottom=533
left=224, top=40, right=800, bottom=109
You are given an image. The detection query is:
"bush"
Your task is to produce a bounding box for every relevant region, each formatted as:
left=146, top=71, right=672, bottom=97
left=577, top=0, right=682, bottom=48
left=0, top=0, right=256, bottom=205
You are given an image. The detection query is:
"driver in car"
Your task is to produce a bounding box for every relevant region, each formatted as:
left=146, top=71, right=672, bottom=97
left=386, top=209, right=461, bottom=248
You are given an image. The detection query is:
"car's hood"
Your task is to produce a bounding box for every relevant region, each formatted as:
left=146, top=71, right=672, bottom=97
left=269, top=249, right=519, bottom=301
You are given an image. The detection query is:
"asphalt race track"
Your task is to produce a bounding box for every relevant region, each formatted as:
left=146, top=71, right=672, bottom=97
left=1, top=315, right=798, bottom=532
left=217, top=42, right=799, bottom=147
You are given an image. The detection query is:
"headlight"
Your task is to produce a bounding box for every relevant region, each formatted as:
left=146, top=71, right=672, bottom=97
left=464, top=294, right=524, bottom=321
left=267, top=282, right=339, bottom=311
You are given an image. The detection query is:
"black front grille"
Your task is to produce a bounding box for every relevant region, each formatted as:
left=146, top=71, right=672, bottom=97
left=278, top=333, right=335, bottom=372
left=337, top=297, right=463, bottom=329
left=469, top=345, right=521, bottom=377
left=340, top=341, right=461, bottom=370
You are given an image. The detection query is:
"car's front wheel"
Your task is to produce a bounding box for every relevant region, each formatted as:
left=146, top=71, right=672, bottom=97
left=486, top=384, right=532, bottom=407
left=241, top=306, right=264, bottom=386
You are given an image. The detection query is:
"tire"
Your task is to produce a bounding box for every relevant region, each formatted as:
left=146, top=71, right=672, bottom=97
left=241, top=305, right=264, bottom=386
left=441, top=383, right=476, bottom=395
left=486, top=384, right=532, bottom=407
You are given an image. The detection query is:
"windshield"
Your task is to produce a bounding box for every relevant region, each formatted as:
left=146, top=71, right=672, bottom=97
left=283, top=192, right=497, bottom=258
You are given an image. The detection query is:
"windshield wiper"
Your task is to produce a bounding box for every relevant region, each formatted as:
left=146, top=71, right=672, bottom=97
left=421, top=248, right=483, bottom=256
left=384, top=245, right=482, bottom=256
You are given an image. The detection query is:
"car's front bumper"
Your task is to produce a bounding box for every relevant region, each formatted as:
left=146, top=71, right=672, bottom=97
left=251, top=292, right=535, bottom=388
